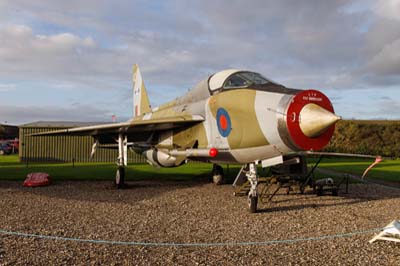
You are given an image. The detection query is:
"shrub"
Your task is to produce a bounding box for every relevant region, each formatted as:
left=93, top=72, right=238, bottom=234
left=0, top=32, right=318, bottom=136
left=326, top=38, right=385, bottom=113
left=324, top=120, right=400, bottom=158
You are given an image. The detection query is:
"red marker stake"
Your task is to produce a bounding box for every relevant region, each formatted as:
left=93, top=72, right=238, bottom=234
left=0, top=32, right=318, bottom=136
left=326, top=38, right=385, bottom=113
left=362, top=156, right=383, bottom=179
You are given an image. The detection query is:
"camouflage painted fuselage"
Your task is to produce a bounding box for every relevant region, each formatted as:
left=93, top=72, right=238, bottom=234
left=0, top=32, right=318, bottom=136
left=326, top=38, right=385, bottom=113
left=139, top=76, right=336, bottom=166
left=32, top=67, right=339, bottom=169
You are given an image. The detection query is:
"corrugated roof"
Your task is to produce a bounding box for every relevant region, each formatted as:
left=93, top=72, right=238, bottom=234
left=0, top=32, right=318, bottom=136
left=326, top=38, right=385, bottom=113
left=19, top=121, right=110, bottom=128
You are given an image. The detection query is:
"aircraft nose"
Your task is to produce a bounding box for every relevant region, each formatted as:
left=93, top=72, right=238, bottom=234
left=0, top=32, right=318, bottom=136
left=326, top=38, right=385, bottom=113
left=299, top=103, right=341, bottom=138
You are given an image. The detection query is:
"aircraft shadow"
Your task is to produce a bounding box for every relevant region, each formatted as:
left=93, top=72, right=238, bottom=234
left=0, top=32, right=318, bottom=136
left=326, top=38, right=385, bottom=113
left=258, top=198, right=365, bottom=213
left=256, top=182, right=400, bottom=213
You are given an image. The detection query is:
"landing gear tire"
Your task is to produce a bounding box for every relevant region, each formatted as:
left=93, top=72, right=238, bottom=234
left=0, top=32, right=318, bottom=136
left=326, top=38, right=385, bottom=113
left=115, top=167, right=125, bottom=189
left=212, top=164, right=224, bottom=185
left=316, top=186, right=323, bottom=196
left=248, top=196, right=258, bottom=213
left=332, top=188, right=338, bottom=196
left=213, top=174, right=224, bottom=185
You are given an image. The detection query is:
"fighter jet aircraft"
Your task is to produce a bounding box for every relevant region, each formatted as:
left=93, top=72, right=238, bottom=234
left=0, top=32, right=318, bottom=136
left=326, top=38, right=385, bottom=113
left=34, top=65, right=345, bottom=212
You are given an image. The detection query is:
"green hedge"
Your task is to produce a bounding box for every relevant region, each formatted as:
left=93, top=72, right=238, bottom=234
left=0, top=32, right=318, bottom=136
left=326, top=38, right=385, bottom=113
left=325, top=120, right=400, bottom=158
left=0, top=125, right=5, bottom=139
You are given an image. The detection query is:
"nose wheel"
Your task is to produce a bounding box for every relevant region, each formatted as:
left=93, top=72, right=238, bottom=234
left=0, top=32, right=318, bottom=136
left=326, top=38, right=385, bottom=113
left=248, top=195, right=258, bottom=213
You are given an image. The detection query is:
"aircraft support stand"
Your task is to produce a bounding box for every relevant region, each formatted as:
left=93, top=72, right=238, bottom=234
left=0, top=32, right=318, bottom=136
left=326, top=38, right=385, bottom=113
left=246, top=162, right=258, bottom=213
left=115, top=133, right=128, bottom=189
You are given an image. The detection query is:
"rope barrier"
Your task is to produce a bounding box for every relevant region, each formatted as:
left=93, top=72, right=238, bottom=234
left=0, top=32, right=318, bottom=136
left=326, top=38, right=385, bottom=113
left=0, top=227, right=384, bottom=247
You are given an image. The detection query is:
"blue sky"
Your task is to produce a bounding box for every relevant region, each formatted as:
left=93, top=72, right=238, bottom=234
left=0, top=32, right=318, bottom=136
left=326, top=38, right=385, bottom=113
left=0, top=0, right=399, bottom=125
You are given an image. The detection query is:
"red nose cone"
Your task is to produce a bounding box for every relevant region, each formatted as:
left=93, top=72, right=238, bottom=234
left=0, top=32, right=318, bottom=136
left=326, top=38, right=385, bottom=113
left=209, top=148, right=218, bottom=157
left=286, top=90, right=336, bottom=151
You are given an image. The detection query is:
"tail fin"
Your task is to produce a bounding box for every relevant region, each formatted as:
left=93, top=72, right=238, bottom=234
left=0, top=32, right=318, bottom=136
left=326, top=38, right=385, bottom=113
left=132, top=64, right=151, bottom=117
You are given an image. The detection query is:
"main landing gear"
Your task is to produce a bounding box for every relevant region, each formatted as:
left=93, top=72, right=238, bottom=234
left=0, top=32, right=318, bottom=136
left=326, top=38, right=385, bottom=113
left=115, top=133, right=128, bottom=189
left=115, top=166, right=125, bottom=189
left=211, top=164, right=224, bottom=185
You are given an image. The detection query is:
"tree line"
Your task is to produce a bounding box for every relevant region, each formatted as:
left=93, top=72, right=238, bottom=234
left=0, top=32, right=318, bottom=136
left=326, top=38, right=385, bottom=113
left=325, top=120, right=400, bottom=158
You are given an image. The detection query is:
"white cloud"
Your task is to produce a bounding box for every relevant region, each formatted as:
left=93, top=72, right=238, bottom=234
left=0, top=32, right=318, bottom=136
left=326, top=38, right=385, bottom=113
left=357, top=98, right=400, bottom=120
left=0, top=25, right=97, bottom=71
left=0, top=1, right=380, bottom=90
left=376, top=0, right=400, bottom=21
left=0, top=24, right=129, bottom=91
left=367, top=38, right=400, bottom=75
left=0, top=83, right=16, bottom=92
left=359, top=0, right=400, bottom=84
left=0, top=0, right=399, bottom=123
left=0, top=104, right=121, bottom=125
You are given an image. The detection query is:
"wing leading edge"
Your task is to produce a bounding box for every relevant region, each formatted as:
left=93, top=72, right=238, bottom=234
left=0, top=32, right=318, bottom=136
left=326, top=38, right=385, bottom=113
left=29, top=115, right=204, bottom=137
left=299, top=151, right=381, bottom=159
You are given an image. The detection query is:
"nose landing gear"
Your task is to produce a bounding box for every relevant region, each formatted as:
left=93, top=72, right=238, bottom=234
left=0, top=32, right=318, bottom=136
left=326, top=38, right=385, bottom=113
left=246, top=162, right=259, bottom=213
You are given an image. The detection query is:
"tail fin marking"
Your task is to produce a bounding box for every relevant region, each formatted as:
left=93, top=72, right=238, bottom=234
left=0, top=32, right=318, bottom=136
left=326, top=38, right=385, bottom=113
left=133, top=64, right=151, bottom=117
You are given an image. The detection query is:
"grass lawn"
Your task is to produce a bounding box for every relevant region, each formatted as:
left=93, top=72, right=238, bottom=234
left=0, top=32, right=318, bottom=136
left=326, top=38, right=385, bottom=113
left=0, top=155, right=398, bottom=183
left=0, top=155, right=242, bottom=182
left=308, top=157, right=400, bottom=183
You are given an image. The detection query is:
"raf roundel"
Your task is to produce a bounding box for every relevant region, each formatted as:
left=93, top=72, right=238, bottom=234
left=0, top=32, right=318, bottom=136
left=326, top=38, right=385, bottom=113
left=216, top=108, right=232, bottom=137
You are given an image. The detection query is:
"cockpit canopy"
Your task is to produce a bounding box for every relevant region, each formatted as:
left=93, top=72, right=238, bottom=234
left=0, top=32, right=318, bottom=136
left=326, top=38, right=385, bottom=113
left=208, top=69, right=278, bottom=93
left=162, top=69, right=298, bottom=110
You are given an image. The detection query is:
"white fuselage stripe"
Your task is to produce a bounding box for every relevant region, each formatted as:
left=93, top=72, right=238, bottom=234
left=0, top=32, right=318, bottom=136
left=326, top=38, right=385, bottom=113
left=254, top=91, right=292, bottom=153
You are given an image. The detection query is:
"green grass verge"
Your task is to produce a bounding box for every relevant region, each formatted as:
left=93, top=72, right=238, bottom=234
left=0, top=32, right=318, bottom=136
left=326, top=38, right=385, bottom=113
left=0, top=155, right=242, bottom=182
left=308, top=157, right=400, bottom=182
left=0, top=155, right=398, bottom=183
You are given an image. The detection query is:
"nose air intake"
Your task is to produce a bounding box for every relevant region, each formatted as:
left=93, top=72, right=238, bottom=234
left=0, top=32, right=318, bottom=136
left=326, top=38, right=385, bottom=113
left=280, top=89, right=339, bottom=151
left=299, top=103, right=341, bottom=138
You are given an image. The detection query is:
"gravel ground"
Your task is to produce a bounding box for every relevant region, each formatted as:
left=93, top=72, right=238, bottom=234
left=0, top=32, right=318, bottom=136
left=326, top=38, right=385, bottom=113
left=0, top=179, right=399, bottom=265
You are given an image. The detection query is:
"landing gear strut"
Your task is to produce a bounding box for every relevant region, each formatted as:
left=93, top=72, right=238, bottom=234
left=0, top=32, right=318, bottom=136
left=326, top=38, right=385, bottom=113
left=115, top=133, right=128, bottom=189
left=212, top=164, right=224, bottom=185
left=246, top=162, right=258, bottom=213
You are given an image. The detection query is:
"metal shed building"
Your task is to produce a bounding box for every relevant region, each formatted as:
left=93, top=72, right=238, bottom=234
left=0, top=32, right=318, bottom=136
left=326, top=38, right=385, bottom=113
left=19, top=121, right=145, bottom=163
left=0, top=124, right=19, bottom=139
